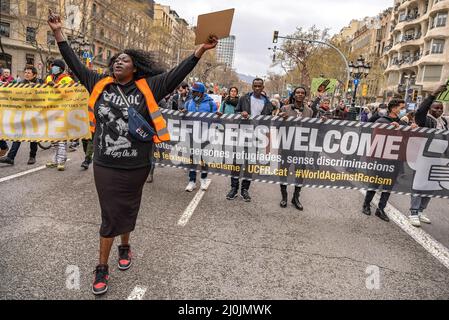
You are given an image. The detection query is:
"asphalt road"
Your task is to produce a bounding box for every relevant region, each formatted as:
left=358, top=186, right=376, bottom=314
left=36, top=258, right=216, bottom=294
left=1, top=143, right=449, bottom=300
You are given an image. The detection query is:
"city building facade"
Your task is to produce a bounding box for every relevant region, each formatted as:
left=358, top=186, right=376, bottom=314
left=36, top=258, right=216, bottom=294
left=0, top=0, right=192, bottom=78
left=216, top=35, right=236, bottom=69
left=383, top=0, right=449, bottom=104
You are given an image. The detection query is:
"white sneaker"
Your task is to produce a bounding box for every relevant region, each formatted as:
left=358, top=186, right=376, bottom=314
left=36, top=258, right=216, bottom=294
left=419, top=214, right=431, bottom=224
left=200, top=179, right=209, bottom=191
left=409, top=215, right=421, bottom=228
left=185, top=181, right=196, bottom=192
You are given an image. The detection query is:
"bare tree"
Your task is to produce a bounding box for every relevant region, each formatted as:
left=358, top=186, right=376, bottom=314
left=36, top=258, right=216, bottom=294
left=8, top=0, right=63, bottom=78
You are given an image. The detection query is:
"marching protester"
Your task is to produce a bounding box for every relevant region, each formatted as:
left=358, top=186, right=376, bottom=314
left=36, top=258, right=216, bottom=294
left=408, top=83, right=448, bottom=227
left=0, top=66, right=43, bottom=166
left=48, top=10, right=218, bottom=296
left=0, top=68, right=15, bottom=84
left=169, top=82, right=190, bottom=111
left=368, top=103, right=388, bottom=123
left=44, top=59, right=75, bottom=171
left=219, top=86, right=239, bottom=115
left=400, top=110, right=415, bottom=125
left=226, top=78, right=274, bottom=202
left=362, top=99, right=416, bottom=222
left=276, top=86, right=316, bottom=211
left=270, top=97, right=281, bottom=113
left=315, top=95, right=333, bottom=119
left=273, top=94, right=284, bottom=108
left=360, top=107, right=370, bottom=122
left=332, top=101, right=349, bottom=120
left=181, top=82, right=218, bottom=192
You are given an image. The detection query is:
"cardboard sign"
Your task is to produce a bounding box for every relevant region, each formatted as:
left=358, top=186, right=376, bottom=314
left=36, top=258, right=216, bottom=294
left=195, top=9, right=235, bottom=45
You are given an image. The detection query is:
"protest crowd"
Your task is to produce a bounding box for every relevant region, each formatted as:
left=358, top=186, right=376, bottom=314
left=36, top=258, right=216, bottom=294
left=0, top=9, right=448, bottom=297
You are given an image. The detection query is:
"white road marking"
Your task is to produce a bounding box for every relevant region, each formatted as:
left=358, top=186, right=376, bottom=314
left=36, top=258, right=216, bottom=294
left=177, top=179, right=211, bottom=227
left=0, top=166, right=46, bottom=183
left=0, top=159, right=71, bottom=183
left=360, top=191, right=449, bottom=270
left=127, top=286, right=147, bottom=300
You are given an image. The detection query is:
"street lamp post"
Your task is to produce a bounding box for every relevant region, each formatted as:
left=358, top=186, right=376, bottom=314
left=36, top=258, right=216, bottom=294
left=348, top=55, right=371, bottom=121
left=70, top=34, right=91, bottom=66
left=271, top=32, right=352, bottom=93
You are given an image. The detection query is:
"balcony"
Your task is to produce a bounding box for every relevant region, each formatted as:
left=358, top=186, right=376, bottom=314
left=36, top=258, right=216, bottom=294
left=391, top=58, right=401, bottom=66
left=401, top=53, right=421, bottom=65
left=383, top=43, right=393, bottom=52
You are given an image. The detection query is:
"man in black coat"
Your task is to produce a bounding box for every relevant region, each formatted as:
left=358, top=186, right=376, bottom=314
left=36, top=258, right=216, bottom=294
left=226, top=78, right=274, bottom=202
left=362, top=99, right=416, bottom=222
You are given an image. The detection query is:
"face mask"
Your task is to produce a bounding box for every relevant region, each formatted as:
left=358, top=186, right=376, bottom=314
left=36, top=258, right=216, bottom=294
left=51, top=66, right=62, bottom=75
left=398, top=109, right=407, bottom=118
left=378, top=109, right=388, bottom=116
left=193, top=95, right=201, bottom=102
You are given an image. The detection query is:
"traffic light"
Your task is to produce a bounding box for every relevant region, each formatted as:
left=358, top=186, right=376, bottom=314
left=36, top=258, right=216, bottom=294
left=273, top=31, right=279, bottom=44
left=412, top=90, right=418, bottom=102
left=347, top=80, right=353, bottom=93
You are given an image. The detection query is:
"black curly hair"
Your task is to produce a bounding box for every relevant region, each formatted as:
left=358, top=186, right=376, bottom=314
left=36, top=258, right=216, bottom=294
left=289, top=86, right=307, bottom=104
left=108, top=49, right=165, bottom=79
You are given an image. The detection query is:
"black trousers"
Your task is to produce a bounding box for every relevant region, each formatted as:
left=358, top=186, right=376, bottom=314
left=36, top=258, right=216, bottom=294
left=8, top=142, right=37, bottom=160
left=364, top=191, right=391, bottom=210
left=231, top=177, right=251, bottom=191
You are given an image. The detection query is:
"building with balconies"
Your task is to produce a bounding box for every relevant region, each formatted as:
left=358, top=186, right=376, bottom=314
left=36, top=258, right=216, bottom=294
left=383, top=0, right=449, bottom=102
left=0, top=0, right=157, bottom=76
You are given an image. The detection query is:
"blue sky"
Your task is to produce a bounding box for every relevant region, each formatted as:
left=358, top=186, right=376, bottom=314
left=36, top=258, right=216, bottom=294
left=162, top=0, right=393, bottom=76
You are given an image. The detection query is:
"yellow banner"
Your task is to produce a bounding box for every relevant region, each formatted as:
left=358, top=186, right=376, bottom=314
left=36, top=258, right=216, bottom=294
left=0, top=84, right=91, bottom=142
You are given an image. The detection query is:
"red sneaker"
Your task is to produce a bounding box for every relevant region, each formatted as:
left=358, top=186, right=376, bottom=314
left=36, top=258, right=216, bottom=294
left=92, top=264, right=109, bottom=295
left=118, top=245, right=132, bottom=271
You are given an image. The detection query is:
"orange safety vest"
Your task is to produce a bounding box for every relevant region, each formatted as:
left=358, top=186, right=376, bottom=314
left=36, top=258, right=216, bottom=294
left=45, top=73, right=74, bottom=85
left=87, top=76, right=170, bottom=143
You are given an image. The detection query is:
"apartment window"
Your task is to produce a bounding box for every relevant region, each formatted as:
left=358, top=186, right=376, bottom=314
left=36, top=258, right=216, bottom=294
left=47, top=31, right=55, bottom=46
left=0, top=22, right=10, bottom=37
left=26, top=27, right=36, bottom=43
left=435, top=12, right=447, bottom=27
left=422, top=65, right=443, bottom=82
left=1, top=0, right=10, bottom=14
left=431, top=39, right=445, bottom=53
left=25, top=54, right=35, bottom=66
left=107, top=50, right=112, bottom=60
left=27, top=0, right=37, bottom=17
left=97, top=47, right=104, bottom=61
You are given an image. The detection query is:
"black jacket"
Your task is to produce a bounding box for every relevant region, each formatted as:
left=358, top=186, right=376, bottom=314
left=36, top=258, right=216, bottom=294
left=375, top=115, right=408, bottom=126
left=415, top=95, right=448, bottom=129
left=170, top=93, right=190, bottom=111
left=235, top=93, right=273, bottom=115
left=20, top=78, right=43, bottom=85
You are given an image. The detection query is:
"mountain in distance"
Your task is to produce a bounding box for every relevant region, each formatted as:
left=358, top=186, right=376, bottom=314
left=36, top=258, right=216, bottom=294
left=237, top=73, right=256, bottom=84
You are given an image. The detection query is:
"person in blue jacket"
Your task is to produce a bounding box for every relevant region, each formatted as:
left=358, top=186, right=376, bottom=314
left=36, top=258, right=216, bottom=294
left=181, top=82, right=217, bottom=192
